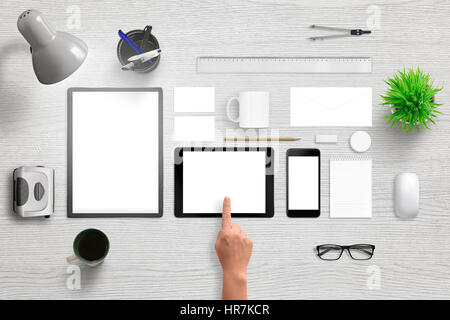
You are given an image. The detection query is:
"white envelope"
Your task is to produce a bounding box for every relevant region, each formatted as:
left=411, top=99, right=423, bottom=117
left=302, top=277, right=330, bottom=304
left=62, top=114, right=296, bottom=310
left=290, top=87, right=372, bottom=127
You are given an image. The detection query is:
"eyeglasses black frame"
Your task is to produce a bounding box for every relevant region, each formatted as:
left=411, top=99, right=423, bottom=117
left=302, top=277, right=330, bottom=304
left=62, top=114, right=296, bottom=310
left=316, top=244, right=375, bottom=261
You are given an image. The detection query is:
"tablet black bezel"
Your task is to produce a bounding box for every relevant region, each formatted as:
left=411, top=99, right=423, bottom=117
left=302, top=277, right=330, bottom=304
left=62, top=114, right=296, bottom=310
left=174, top=147, right=274, bottom=218
left=286, top=148, right=321, bottom=218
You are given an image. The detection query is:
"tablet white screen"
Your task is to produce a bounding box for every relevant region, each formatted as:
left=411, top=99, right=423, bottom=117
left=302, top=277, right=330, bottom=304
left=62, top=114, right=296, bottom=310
left=288, top=156, right=319, bottom=210
left=182, top=151, right=266, bottom=213
left=71, top=91, right=160, bottom=214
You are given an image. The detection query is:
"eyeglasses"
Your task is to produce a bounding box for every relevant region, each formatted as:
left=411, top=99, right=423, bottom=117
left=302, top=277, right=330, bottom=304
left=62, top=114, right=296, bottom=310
left=316, top=244, right=375, bottom=261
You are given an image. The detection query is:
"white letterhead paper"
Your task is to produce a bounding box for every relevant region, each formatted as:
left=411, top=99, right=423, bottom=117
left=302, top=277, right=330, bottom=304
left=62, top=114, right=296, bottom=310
left=174, top=87, right=215, bottom=112
left=71, top=90, right=161, bottom=215
left=290, top=87, right=372, bottom=127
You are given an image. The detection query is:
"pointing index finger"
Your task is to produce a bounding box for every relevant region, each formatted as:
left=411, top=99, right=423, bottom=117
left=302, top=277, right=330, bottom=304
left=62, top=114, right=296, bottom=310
left=222, top=196, right=231, bottom=229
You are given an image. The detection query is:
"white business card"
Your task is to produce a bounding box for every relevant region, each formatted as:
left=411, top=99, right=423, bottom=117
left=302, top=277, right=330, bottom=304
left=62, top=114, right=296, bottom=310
left=174, top=116, right=215, bottom=141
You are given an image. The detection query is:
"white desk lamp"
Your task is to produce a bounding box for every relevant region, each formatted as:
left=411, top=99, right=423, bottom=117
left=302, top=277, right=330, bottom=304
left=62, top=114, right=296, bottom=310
left=17, top=9, right=88, bottom=84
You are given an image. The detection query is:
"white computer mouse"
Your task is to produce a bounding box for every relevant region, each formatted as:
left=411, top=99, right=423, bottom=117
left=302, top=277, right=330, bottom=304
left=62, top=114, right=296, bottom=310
left=395, top=173, right=419, bottom=219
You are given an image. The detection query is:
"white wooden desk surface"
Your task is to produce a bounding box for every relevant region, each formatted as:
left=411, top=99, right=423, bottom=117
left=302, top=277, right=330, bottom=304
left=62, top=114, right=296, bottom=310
left=1, top=0, right=449, bottom=299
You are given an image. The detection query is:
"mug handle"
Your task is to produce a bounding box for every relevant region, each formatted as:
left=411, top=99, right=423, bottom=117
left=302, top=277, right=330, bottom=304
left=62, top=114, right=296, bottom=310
left=226, top=97, right=240, bottom=123
left=66, top=254, right=78, bottom=263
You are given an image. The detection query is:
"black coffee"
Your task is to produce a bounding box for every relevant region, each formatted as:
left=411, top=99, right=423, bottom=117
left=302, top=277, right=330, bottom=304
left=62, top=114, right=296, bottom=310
left=77, top=231, right=107, bottom=261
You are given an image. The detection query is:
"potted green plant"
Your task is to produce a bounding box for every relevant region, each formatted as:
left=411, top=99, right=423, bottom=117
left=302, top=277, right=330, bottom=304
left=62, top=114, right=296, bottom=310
left=380, top=68, right=442, bottom=132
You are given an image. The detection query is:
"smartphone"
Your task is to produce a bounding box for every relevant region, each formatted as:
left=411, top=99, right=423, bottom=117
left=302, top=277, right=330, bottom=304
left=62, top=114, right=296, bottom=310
left=286, top=148, right=320, bottom=217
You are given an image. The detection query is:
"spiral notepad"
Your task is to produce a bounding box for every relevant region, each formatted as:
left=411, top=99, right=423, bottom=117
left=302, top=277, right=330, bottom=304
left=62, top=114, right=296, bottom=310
left=330, top=159, right=372, bottom=218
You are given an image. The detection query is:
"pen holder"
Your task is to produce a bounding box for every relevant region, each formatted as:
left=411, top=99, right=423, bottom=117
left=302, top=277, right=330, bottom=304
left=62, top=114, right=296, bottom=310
left=117, top=25, right=160, bottom=73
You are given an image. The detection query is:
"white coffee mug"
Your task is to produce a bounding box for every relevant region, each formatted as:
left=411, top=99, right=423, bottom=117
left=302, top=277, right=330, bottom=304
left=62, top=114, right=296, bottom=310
left=226, top=91, right=270, bottom=128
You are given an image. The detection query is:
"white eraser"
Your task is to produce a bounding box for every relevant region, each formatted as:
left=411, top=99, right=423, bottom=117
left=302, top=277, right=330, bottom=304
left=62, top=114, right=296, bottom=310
left=315, top=135, right=338, bottom=144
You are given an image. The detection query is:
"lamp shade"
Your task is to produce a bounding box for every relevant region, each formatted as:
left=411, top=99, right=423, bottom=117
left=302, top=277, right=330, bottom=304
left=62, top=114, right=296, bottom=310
left=17, top=10, right=88, bottom=84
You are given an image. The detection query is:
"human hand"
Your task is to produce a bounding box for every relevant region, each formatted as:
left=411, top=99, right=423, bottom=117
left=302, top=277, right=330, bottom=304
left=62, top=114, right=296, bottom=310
left=215, top=197, right=253, bottom=299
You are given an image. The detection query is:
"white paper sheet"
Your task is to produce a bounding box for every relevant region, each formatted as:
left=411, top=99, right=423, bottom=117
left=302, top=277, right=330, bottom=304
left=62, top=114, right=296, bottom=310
left=174, top=87, right=215, bottom=112
left=174, top=116, right=215, bottom=141
left=182, top=151, right=266, bottom=213
left=71, top=91, right=160, bottom=214
left=290, top=87, right=372, bottom=127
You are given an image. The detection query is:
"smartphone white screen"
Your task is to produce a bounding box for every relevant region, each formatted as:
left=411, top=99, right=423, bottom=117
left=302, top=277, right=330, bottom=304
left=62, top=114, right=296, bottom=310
left=288, top=156, right=319, bottom=210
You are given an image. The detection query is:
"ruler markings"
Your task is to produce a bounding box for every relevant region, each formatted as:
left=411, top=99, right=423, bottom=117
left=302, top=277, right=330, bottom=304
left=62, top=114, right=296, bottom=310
left=197, top=57, right=372, bottom=74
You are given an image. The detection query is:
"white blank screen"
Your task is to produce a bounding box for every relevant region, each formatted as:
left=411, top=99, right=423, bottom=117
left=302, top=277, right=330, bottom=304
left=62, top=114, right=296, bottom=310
left=183, top=151, right=266, bottom=213
left=288, top=156, right=319, bottom=210
left=71, top=91, right=160, bottom=213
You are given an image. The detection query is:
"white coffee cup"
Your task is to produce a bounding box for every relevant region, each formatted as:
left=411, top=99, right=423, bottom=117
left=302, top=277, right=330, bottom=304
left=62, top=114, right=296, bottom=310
left=226, top=91, right=270, bottom=128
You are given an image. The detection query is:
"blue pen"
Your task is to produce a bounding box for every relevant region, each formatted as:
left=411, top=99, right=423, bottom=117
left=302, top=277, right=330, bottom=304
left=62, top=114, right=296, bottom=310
left=118, top=29, right=152, bottom=63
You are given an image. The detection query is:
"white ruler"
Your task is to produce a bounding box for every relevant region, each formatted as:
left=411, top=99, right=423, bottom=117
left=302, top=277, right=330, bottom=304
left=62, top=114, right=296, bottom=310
left=197, top=57, right=372, bottom=74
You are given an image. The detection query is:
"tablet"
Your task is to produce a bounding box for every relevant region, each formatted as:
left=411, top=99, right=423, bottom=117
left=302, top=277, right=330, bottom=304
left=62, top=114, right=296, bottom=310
left=174, top=147, right=274, bottom=217
left=68, top=88, right=163, bottom=217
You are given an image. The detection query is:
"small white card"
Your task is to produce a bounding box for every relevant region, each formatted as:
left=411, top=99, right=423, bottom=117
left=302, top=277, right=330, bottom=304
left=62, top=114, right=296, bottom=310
left=174, top=87, right=215, bottom=112
left=174, top=116, right=215, bottom=141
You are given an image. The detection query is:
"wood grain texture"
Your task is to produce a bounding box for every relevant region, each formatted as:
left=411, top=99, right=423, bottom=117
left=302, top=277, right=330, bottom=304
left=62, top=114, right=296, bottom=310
left=1, top=0, right=450, bottom=299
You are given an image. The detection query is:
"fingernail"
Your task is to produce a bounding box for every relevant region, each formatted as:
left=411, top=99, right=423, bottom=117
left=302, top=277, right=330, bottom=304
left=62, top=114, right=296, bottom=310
left=224, top=196, right=230, bottom=201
